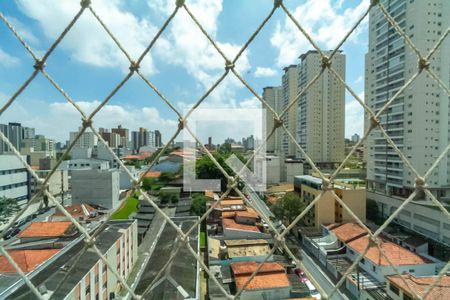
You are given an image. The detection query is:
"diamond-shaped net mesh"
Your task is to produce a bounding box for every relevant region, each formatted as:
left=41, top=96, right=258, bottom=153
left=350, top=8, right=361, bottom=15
left=0, top=0, right=449, bottom=299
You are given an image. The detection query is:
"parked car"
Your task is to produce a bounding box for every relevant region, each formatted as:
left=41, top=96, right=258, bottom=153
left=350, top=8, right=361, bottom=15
left=305, top=280, right=321, bottom=300
left=294, top=268, right=308, bottom=283
left=13, top=219, right=26, bottom=228
left=38, top=207, right=50, bottom=214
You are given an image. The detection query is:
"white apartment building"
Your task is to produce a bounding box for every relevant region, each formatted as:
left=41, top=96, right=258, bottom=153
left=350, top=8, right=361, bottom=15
left=0, top=155, right=30, bottom=207
left=262, top=86, right=282, bottom=154
left=297, top=50, right=345, bottom=163
left=281, top=65, right=299, bottom=158
left=69, top=129, right=98, bottom=148
left=365, top=0, right=450, bottom=198
left=365, top=0, right=450, bottom=246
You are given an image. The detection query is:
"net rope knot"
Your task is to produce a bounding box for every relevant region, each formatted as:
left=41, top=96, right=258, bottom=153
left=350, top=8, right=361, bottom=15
left=176, top=0, right=185, bottom=8
left=370, top=116, right=380, bottom=129
left=129, top=61, right=140, bottom=73
left=178, top=118, right=186, bottom=130
left=370, top=0, right=380, bottom=7
left=321, top=178, right=333, bottom=191
left=225, top=60, right=234, bottom=71
left=84, top=237, right=96, bottom=248
left=321, top=55, right=331, bottom=69
left=418, top=57, right=430, bottom=71
left=368, top=236, right=379, bottom=247
left=33, top=59, right=45, bottom=71
left=82, top=118, right=93, bottom=128
left=415, top=176, right=427, bottom=191
left=80, top=0, right=91, bottom=8
left=274, top=0, right=283, bottom=8
left=273, top=116, right=283, bottom=129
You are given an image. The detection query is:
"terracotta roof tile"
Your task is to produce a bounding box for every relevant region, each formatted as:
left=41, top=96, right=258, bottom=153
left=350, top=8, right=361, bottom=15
left=143, top=171, right=161, bottom=178
left=387, top=274, right=450, bottom=300
left=0, top=249, right=59, bottom=273
left=236, top=208, right=259, bottom=219
left=231, top=262, right=289, bottom=290
left=52, top=204, right=96, bottom=217
left=222, top=219, right=260, bottom=233
left=331, top=223, right=368, bottom=243
left=18, top=221, right=74, bottom=238
left=347, top=236, right=431, bottom=266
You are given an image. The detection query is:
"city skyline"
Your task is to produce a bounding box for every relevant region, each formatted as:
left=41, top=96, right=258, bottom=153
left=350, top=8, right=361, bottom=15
left=0, top=0, right=368, bottom=143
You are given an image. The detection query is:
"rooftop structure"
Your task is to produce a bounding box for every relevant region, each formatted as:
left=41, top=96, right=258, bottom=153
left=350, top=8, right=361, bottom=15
left=0, top=249, right=60, bottom=273
left=231, top=261, right=290, bottom=294
left=18, top=221, right=75, bottom=239
left=387, top=274, right=450, bottom=300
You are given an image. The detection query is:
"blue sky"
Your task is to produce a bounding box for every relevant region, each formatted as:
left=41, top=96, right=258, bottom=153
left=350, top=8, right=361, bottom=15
left=0, top=0, right=368, bottom=144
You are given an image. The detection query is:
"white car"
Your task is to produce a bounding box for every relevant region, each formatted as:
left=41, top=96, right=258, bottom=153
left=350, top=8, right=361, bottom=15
left=305, top=280, right=321, bottom=300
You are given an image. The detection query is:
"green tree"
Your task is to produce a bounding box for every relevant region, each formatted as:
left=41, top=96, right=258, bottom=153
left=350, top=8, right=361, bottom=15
left=159, top=171, right=176, bottom=183
left=191, top=193, right=207, bottom=216
left=142, top=177, right=155, bottom=191
left=0, top=197, right=20, bottom=225
left=270, top=192, right=306, bottom=224
left=196, top=152, right=246, bottom=192
left=160, top=193, right=171, bottom=204
left=170, top=194, right=179, bottom=204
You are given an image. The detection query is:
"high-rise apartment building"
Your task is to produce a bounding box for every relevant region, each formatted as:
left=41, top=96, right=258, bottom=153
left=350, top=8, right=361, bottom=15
left=281, top=65, right=299, bottom=157
left=296, top=50, right=345, bottom=163
left=69, top=129, right=98, bottom=148
left=365, top=0, right=450, bottom=198
left=365, top=0, right=450, bottom=244
left=112, top=125, right=129, bottom=148
left=155, top=130, right=162, bottom=147
left=263, top=86, right=282, bottom=154
left=7, top=122, right=22, bottom=152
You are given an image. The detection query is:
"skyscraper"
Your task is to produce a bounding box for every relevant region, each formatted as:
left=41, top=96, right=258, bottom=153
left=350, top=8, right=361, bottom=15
left=155, top=130, right=162, bottom=148
left=111, top=125, right=129, bottom=148
left=296, top=50, right=345, bottom=163
left=262, top=86, right=282, bottom=154
left=8, top=122, right=22, bottom=151
left=365, top=0, right=450, bottom=199
left=281, top=65, right=299, bottom=158
left=365, top=0, right=450, bottom=244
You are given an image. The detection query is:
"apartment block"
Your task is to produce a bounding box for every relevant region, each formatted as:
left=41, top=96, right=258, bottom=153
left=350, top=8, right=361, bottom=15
left=0, top=220, right=138, bottom=300
left=0, top=154, right=30, bottom=207
left=262, top=86, right=282, bottom=154
left=281, top=65, right=299, bottom=157
left=297, top=50, right=345, bottom=163
left=365, top=0, right=450, bottom=198
left=294, top=175, right=366, bottom=228
left=69, top=129, right=98, bottom=149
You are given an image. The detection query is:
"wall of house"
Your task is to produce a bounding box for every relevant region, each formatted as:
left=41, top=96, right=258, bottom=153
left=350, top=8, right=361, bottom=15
left=240, top=286, right=290, bottom=300
left=223, top=229, right=271, bottom=240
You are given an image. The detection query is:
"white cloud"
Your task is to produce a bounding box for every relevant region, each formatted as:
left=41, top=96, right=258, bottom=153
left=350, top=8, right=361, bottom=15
left=0, top=48, right=20, bottom=67
left=270, top=0, right=370, bottom=66
left=345, top=91, right=365, bottom=138
left=254, top=67, right=277, bottom=78
left=16, top=0, right=159, bottom=74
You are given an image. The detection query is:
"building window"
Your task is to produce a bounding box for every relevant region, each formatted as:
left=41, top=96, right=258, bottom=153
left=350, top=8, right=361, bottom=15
left=404, top=294, right=413, bottom=300
left=361, top=258, right=365, bottom=264
left=85, top=284, right=91, bottom=295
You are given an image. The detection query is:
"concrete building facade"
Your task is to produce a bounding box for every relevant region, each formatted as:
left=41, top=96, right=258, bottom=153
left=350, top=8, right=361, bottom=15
left=297, top=50, right=345, bottom=163
left=281, top=65, right=299, bottom=158
left=262, top=86, right=282, bottom=154
left=0, top=155, right=30, bottom=207
left=71, top=169, right=120, bottom=209
left=365, top=0, right=450, bottom=199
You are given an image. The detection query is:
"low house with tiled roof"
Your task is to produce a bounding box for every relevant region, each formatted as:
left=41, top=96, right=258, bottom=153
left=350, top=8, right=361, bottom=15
left=222, top=219, right=270, bottom=240
left=51, top=204, right=97, bottom=222
left=0, top=249, right=60, bottom=273
left=18, top=221, right=77, bottom=242
left=384, top=274, right=450, bottom=300
left=230, top=261, right=290, bottom=300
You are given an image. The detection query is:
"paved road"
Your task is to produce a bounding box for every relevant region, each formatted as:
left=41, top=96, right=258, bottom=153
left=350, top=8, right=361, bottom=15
left=243, top=187, right=274, bottom=219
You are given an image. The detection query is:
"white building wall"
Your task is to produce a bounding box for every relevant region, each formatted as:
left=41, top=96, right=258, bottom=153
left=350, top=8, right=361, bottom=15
left=0, top=155, right=29, bottom=206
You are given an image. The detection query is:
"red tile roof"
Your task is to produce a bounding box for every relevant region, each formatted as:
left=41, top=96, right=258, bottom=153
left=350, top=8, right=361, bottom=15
left=0, top=249, right=59, bottom=273
left=52, top=204, right=96, bottom=217
left=143, top=171, right=161, bottom=178
left=18, top=221, right=74, bottom=238
left=222, top=218, right=260, bottom=232
left=347, top=235, right=431, bottom=266
left=387, top=274, right=450, bottom=300
left=236, top=208, right=259, bottom=219
left=331, top=223, right=368, bottom=243
left=231, top=262, right=290, bottom=290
